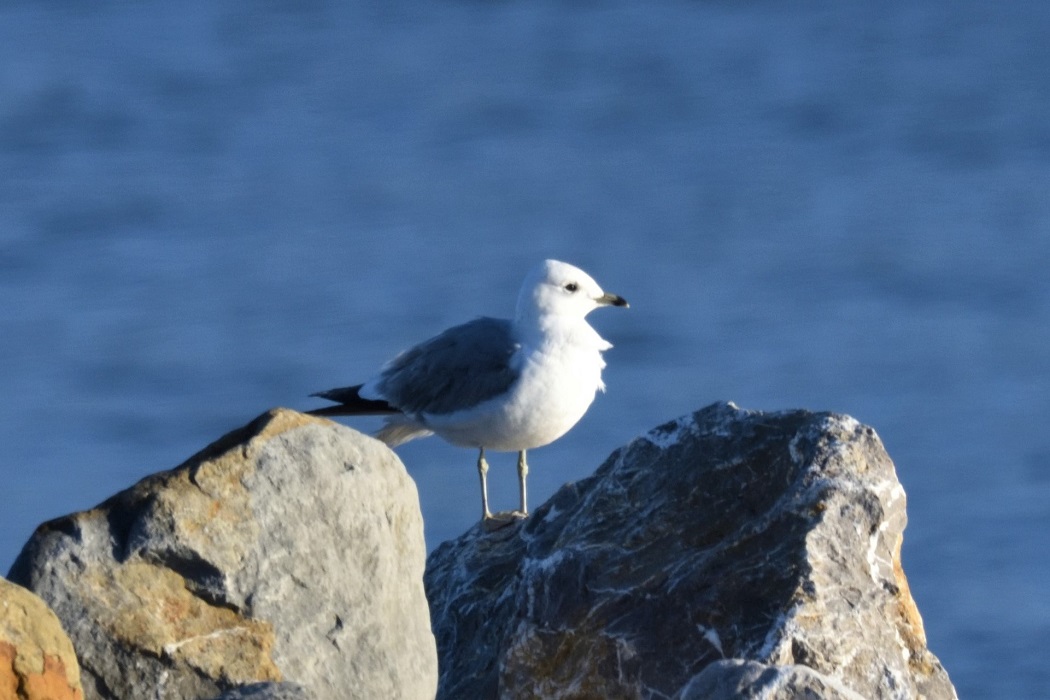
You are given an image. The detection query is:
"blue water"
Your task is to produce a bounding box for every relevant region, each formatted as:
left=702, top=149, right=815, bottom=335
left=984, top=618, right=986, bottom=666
left=2, top=2, right=1048, bottom=696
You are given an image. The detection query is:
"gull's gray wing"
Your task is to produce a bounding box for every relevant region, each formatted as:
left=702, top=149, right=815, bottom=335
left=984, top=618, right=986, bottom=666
left=374, top=317, right=520, bottom=416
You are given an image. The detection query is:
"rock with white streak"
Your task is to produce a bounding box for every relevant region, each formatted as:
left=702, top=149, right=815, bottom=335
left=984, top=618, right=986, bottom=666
left=675, top=659, right=868, bottom=699
left=425, top=401, right=957, bottom=700
left=8, top=409, right=437, bottom=700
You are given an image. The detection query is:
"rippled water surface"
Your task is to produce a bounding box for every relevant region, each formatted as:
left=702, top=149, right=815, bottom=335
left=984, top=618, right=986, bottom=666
left=2, top=3, right=1048, bottom=697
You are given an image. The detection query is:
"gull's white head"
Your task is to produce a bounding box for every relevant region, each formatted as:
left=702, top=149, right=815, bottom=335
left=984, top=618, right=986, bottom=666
left=516, top=259, right=628, bottom=323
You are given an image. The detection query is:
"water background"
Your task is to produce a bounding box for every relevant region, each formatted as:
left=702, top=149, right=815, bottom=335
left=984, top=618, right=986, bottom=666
left=2, top=2, right=1048, bottom=697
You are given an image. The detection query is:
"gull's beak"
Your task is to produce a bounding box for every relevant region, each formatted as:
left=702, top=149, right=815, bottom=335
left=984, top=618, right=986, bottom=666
left=597, top=292, right=629, bottom=308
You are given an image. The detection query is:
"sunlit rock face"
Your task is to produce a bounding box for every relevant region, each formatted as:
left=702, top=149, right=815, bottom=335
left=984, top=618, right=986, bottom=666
left=10, top=409, right=437, bottom=700
left=0, top=577, right=84, bottom=700
left=425, top=402, right=957, bottom=700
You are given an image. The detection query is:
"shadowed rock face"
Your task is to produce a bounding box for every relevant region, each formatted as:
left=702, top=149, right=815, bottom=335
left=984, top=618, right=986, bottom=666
left=9, top=409, right=437, bottom=700
left=425, top=402, right=957, bottom=700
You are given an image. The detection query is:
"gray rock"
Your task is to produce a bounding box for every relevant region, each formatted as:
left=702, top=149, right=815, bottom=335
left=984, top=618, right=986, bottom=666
left=9, top=409, right=437, bottom=700
left=425, top=402, right=957, bottom=700
left=676, top=660, right=867, bottom=700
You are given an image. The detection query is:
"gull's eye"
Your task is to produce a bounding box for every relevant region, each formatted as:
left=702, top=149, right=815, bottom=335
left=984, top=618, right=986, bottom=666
left=564, top=282, right=579, bottom=293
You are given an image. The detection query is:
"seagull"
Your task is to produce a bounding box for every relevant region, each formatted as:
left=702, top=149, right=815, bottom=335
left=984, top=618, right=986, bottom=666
left=309, top=259, right=628, bottom=524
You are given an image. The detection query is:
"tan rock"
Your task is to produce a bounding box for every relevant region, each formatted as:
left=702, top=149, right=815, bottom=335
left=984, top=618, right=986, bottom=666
left=0, top=577, right=83, bottom=700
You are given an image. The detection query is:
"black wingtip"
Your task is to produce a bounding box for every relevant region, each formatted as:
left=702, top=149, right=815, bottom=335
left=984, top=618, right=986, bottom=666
left=308, top=384, right=401, bottom=416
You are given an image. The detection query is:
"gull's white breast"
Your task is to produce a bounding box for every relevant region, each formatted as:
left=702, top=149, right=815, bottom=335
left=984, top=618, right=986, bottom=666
left=421, top=325, right=610, bottom=451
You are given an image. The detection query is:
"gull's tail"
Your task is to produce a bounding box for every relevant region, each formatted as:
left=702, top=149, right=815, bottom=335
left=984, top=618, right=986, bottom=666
left=374, top=417, right=434, bottom=447
left=308, top=385, right=433, bottom=447
left=307, top=384, right=400, bottom=417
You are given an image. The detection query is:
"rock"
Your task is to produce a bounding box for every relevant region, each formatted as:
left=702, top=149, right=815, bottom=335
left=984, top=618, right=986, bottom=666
left=8, top=409, right=437, bottom=700
left=212, top=681, right=313, bottom=699
left=0, top=577, right=84, bottom=700
left=676, top=659, right=868, bottom=700
left=425, top=402, right=957, bottom=700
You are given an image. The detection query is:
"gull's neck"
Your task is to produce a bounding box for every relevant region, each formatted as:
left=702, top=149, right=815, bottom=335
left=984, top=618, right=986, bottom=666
left=515, top=308, right=610, bottom=351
